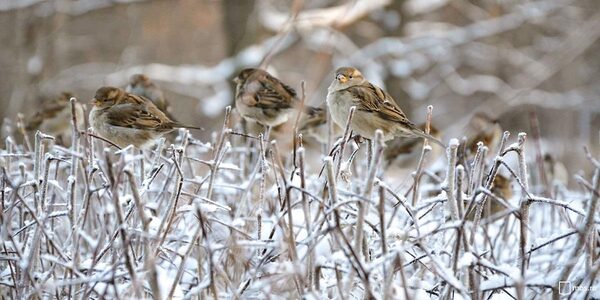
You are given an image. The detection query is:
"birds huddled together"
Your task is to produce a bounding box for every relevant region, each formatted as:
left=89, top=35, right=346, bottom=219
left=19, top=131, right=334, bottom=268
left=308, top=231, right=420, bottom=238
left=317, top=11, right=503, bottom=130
left=234, top=67, right=443, bottom=146
left=23, top=66, right=538, bottom=218
left=27, top=67, right=491, bottom=153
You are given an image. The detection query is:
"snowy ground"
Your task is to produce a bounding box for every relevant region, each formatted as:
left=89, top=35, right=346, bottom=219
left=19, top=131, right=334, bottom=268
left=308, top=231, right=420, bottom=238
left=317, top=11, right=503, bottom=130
left=1, top=106, right=599, bottom=299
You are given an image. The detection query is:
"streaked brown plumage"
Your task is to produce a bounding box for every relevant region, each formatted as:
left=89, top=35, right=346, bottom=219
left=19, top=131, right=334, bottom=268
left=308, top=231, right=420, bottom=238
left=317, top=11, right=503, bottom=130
left=464, top=112, right=502, bottom=155
left=125, top=74, right=176, bottom=121
left=89, top=86, right=202, bottom=148
left=491, top=173, right=513, bottom=201
left=464, top=174, right=514, bottom=220
left=26, top=92, right=85, bottom=143
left=233, top=68, right=300, bottom=127
left=326, top=67, right=444, bottom=146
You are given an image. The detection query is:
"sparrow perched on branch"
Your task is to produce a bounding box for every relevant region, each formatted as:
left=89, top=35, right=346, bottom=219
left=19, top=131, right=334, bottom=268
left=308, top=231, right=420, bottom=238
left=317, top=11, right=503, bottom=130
left=326, top=67, right=444, bottom=146
left=233, top=68, right=302, bottom=127
left=464, top=112, right=503, bottom=155
left=26, top=92, right=85, bottom=143
left=464, top=173, right=514, bottom=220
left=125, top=74, right=176, bottom=121
left=543, top=153, right=569, bottom=187
left=89, top=87, right=202, bottom=149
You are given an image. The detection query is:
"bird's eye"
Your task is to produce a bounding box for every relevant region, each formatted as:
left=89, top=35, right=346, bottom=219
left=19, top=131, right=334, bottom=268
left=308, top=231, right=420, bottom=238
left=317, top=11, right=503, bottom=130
left=349, top=75, right=353, bottom=78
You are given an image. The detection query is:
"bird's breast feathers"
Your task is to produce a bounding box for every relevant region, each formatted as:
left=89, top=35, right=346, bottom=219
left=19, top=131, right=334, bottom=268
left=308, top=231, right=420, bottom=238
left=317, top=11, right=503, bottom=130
left=326, top=90, right=355, bottom=127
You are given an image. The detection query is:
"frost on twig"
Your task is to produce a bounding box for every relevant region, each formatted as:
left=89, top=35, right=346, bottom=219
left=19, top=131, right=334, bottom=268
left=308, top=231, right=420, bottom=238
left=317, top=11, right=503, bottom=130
left=0, top=106, right=599, bottom=299
left=2, top=0, right=600, bottom=294
left=258, top=0, right=392, bottom=31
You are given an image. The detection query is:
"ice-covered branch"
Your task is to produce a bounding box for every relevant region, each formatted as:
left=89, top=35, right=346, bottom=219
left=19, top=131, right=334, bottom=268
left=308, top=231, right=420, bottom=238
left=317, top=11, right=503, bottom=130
left=258, top=0, right=392, bottom=31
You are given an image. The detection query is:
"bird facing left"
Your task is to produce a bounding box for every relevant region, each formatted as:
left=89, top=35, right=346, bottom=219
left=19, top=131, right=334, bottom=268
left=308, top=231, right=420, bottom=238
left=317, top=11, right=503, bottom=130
left=88, top=86, right=202, bottom=149
left=233, top=68, right=300, bottom=127
left=326, top=67, right=444, bottom=146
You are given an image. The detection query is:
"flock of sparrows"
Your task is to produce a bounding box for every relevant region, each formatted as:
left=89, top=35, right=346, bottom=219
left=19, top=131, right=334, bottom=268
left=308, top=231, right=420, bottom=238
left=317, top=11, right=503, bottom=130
left=26, top=66, right=559, bottom=218
left=233, top=67, right=444, bottom=149
left=27, top=66, right=442, bottom=149
left=23, top=67, right=515, bottom=165
left=24, top=67, right=520, bottom=160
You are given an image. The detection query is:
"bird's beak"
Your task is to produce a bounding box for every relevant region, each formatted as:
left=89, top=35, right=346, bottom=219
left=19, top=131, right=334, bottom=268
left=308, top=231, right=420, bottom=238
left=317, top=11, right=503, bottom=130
left=91, top=98, right=100, bottom=106
left=232, top=77, right=240, bottom=84
left=336, top=74, right=347, bottom=83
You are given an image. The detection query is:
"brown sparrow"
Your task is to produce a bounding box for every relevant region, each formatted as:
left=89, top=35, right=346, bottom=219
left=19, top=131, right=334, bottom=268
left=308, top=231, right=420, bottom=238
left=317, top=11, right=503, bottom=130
left=464, top=112, right=502, bottom=155
left=299, top=105, right=343, bottom=144
left=491, top=173, right=513, bottom=201
left=125, top=74, right=176, bottom=121
left=233, top=68, right=301, bottom=127
left=464, top=173, right=514, bottom=220
left=543, top=153, right=569, bottom=187
left=89, top=86, right=202, bottom=149
left=26, top=92, right=85, bottom=142
left=326, top=67, right=444, bottom=146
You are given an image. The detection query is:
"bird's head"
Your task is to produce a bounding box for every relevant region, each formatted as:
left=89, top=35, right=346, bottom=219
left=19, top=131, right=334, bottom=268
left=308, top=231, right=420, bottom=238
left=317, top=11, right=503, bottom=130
left=129, top=74, right=151, bottom=88
left=92, top=86, right=125, bottom=108
left=330, top=67, right=365, bottom=91
left=233, top=68, right=261, bottom=85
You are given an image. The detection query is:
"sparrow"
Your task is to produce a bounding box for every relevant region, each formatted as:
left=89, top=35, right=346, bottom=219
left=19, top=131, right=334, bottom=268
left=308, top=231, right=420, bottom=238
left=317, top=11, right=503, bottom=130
left=233, top=68, right=301, bottom=127
left=326, top=67, right=444, bottom=146
left=464, top=112, right=503, bottom=155
left=89, top=86, right=202, bottom=149
left=125, top=74, right=176, bottom=121
left=491, top=173, right=513, bottom=201
left=543, top=153, right=569, bottom=187
left=26, top=92, right=85, bottom=143
left=299, top=105, right=343, bottom=144
left=464, top=173, right=514, bottom=220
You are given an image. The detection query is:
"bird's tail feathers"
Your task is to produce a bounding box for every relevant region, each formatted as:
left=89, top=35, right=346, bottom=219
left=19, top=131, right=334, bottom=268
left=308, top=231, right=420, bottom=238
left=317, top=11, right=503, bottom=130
left=411, top=128, right=445, bottom=147
left=176, top=124, right=205, bottom=131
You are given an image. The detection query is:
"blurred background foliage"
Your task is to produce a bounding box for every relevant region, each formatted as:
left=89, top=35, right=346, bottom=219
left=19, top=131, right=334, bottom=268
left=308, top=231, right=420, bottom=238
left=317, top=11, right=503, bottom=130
left=1, top=0, right=599, bottom=178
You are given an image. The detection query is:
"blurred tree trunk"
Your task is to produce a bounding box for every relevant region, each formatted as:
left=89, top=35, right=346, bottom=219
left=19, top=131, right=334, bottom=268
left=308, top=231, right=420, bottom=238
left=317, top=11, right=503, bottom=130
left=222, top=0, right=257, bottom=57
left=222, top=0, right=258, bottom=103
left=5, top=8, right=28, bottom=123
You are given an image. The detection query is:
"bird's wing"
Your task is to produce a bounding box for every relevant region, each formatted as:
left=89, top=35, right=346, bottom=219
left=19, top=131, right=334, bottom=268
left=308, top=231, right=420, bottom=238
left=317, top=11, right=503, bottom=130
left=345, top=82, right=415, bottom=127
left=240, top=74, right=297, bottom=110
left=128, top=83, right=168, bottom=110
left=105, top=102, right=173, bottom=131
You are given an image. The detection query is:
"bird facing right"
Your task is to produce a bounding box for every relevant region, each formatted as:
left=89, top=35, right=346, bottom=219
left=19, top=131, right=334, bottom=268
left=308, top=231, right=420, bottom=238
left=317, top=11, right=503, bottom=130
left=326, top=67, right=444, bottom=146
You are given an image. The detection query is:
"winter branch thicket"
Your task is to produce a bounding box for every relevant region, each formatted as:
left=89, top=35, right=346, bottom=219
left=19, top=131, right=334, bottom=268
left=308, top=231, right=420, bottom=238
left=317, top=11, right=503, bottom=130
left=1, top=0, right=600, bottom=299
left=0, top=99, right=598, bottom=299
